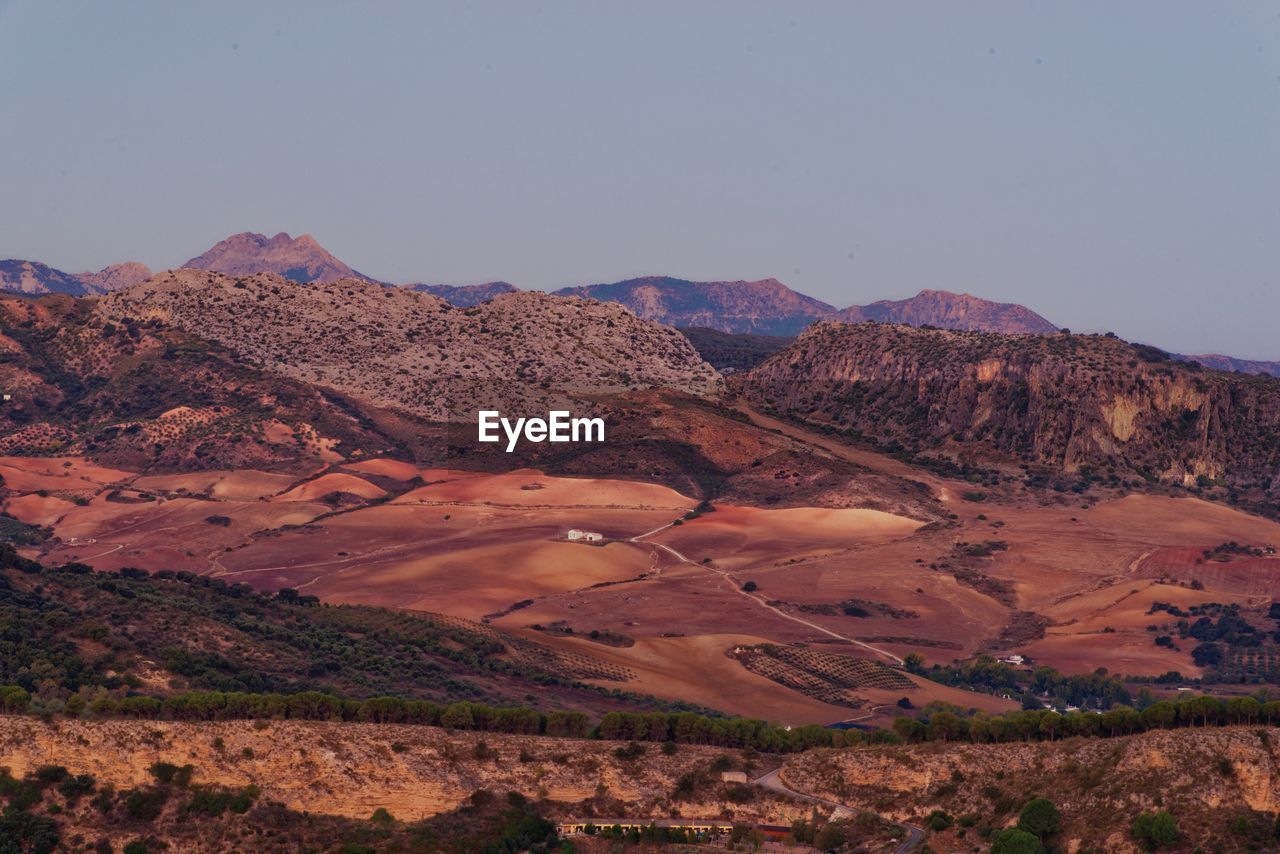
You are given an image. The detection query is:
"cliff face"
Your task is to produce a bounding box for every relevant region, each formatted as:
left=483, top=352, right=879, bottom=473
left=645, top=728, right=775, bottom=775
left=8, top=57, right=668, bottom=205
left=739, top=322, right=1280, bottom=492
left=0, top=717, right=808, bottom=825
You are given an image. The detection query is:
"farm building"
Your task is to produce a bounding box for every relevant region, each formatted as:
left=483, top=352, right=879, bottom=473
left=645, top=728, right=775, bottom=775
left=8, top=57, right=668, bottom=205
left=566, top=529, right=604, bottom=542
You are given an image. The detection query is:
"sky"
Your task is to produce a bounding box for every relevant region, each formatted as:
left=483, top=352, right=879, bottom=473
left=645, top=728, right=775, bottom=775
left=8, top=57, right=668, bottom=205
left=1, top=2, right=1278, bottom=357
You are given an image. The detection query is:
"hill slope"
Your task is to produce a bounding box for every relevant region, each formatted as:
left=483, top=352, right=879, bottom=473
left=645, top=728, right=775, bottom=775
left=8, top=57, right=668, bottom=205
left=553, top=276, right=837, bottom=335
left=0, top=292, right=393, bottom=471
left=838, top=289, right=1059, bottom=334
left=738, top=322, right=1280, bottom=502
left=183, top=232, right=378, bottom=284
left=405, top=281, right=519, bottom=306
left=100, top=271, right=722, bottom=421
left=0, top=259, right=87, bottom=295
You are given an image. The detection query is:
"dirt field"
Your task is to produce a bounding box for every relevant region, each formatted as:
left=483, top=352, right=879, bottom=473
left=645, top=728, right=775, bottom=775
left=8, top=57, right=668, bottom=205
left=9, top=454, right=1280, bottom=723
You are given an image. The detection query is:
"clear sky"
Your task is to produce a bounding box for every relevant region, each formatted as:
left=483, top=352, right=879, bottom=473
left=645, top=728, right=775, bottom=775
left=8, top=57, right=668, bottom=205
left=2, top=1, right=1277, bottom=356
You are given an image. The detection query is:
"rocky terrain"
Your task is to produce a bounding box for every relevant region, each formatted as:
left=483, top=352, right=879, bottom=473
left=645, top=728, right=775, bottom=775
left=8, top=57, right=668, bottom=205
left=406, top=281, right=519, bottom=306
left=785, top=725, right=1280, bottom=851
left=837, top=288, right=1059, bottom=334
left=739, top=321, right=1280, bottom=507
left=99, top=270, right=722, bottom=421
left=0, top=291, right=394, bottom=471
left=182, top=231, right=380, bottom=284
left=553, top=275, right=838, bottom=335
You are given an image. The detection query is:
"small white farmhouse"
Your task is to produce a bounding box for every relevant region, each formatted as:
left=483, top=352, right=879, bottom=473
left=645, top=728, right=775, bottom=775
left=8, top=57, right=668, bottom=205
left=566, top=529, right=604, bottom=542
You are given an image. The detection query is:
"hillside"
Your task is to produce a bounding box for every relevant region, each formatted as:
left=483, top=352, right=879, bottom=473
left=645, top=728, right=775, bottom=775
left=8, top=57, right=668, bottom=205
left=0, top=260, right=153, bottom=296
left=75, top=261, right=153, bottom=294
left=738, top=322, right=1280, bottom=509
left=0, top=259, right=86, bottom=295
left=553, top=276, right=837, bottom=335
left=838, top=289, right=1059, bottom=334
left=0, top=292, right=393, bottom=472
left=784, top=726, right=1280, bottom=851
left=679, top=327, right=792, bottom=372
left=182, top=232, right=379, bottom=284
left=100, top=270, right=722, bottom=421
left=406, top=281, right=519, bottom=306
left=0, top=557, right=705, bottom=717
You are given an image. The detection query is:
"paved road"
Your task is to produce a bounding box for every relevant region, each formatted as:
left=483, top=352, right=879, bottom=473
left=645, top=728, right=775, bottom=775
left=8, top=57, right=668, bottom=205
left=628, top=523, right=904, bottom=665
left=752, top=767, right=925, bottom=853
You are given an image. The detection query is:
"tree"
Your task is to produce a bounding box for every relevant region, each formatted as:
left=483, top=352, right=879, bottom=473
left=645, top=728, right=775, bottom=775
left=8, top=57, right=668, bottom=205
left=741, top=581, right=757, bottom=592
left=903, top=652, right=925, bottom=674
left=1132, top=811, right=1178, bottom=849
left=892, top=716, right=925, bottom=743
left=926, top=711, right=962, bottom=742
left=1038, top=711, right=1062, bottom=741
left=1140, top=700, right=1176, bottom=730
left=990, top=827, right=1045, bottom=854
left=1017, top=798, right=1061, bottom=839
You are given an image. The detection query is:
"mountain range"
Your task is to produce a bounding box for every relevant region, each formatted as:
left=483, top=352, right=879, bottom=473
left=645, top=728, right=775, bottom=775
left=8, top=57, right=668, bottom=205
left=4, top=231, right=1276, bottom=373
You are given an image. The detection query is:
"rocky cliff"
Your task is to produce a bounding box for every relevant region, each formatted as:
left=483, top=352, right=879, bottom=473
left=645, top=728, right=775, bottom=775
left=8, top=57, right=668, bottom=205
left=739, top=322, right=1280, bottom=495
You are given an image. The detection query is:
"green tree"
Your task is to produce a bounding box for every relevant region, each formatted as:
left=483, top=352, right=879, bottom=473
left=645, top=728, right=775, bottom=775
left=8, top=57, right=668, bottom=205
left=904, top=652, right=925, bottom=673
left=1017, top=798, right=1061, bottom=839
left=1132, top=811, right=1178, bottom=849
left=990, top=827, right=1045, bottom=854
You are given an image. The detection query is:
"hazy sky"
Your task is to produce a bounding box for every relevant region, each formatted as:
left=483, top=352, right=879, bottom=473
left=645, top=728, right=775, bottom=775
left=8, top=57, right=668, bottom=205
left=2, top=2, right=1278, bottom=356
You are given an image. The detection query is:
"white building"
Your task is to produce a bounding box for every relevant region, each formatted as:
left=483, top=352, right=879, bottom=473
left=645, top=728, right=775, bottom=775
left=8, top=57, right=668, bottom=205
left=566, top=529, right=604, bottom=542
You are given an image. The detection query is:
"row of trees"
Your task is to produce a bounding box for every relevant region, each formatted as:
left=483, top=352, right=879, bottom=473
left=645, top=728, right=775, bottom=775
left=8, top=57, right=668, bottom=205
left=894, top=693, right=1279, bottom=744
left=0, top=685, right=851, bottom=752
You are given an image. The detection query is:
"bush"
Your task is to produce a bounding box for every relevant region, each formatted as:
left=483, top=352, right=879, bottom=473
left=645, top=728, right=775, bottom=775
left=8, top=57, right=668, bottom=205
left=1017, top=798, right=1061, bottom=838
left=990, top=827, right=1045, bottom=854
left=123, top=788, right=168, bottom=822
left=1132, top=811, right=1178, bottom=849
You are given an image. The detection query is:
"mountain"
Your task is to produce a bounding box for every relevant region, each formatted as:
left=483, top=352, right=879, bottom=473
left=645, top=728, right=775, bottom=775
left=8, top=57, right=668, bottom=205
left=738, top=322, right=1280, bottom=507
left=838, top=289, right=1059, bottom=334
left=183, top=231, right=378, bottom=284
left=552, top=276, right=837, bottom=335
left=0, top=259, right=151, bottom=296
left=405, top=281, right=518, bottom=306
left=100, top=270, right=721, bottom=422
left=1174, top=353, right=1280, bottom=378
left=74, top=261, right=153, bottom=294
left=0, top=259, right=86, bottom=295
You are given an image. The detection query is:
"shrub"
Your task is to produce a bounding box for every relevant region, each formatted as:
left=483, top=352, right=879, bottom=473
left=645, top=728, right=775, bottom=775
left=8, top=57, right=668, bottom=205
left=1017, top=798, right=1061, bottom=838
left=1132, top=811, right=1178, bottom=849
left=990, top=827, right=1045, bottom=854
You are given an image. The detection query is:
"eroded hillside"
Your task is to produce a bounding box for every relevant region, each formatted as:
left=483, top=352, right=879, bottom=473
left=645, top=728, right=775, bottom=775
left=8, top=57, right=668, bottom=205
left=740, top=322, right=1280, bottom=509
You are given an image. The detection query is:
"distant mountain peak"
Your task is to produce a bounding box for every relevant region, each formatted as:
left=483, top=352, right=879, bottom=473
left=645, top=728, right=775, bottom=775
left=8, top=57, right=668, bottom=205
left=404, top=281, right=518, bottom=307
left=552, top=275, right=836, bottom=335
left=183, top=231, right=378, bottom=284
left=838, top=289, right=1059, bottom=335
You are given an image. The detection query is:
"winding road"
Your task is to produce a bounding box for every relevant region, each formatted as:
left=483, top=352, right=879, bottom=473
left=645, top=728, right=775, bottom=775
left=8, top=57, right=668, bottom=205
left=752, top=767, right=925, bottom=853
left=628, top=522, right=905, bottom=666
